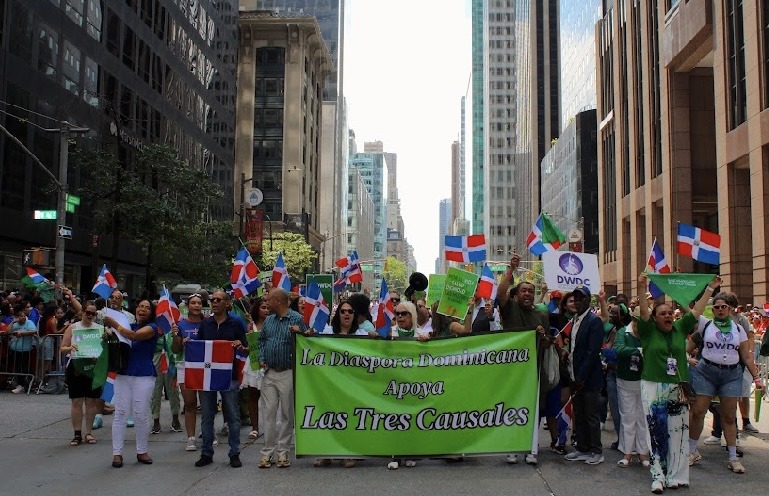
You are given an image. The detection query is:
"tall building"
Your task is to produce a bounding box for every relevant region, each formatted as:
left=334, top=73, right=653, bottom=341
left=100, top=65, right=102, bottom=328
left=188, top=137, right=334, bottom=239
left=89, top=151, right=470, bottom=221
left=345, top=167, right=374, bottom=279
left=471, top=0, right=485, bottom=235
left=437, top=198, right=452, bottom=274
left=234, top=10, right=332, bottom=261
left=349, top=151, right=388, bottom=290
left=560, top=2, right=601, bottom=130
left=540, top=110, right=598, bottom=254
left=479, top=1, right=559, bottom=262
left=450, top=140, right=463, bottom=230
left=595, top=0, right=769, bottom=300
left=0, top=0, right=237, bottom=292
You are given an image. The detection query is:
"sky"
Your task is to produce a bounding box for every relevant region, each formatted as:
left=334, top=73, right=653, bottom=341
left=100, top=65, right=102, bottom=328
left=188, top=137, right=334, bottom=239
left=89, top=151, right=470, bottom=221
left=344, top=0, right=472, bottom=274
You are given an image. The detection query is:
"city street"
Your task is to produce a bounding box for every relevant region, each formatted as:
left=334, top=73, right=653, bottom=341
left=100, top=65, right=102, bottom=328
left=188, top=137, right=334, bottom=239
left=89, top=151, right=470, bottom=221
left=2, top=391, right=769, bottom=496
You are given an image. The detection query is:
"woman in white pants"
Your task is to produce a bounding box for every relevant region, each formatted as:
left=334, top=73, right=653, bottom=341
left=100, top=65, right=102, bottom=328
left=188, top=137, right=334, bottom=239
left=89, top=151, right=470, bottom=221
left=613, top=315, right=650, bottom=467
left=104, top=299, right=159, bottom=468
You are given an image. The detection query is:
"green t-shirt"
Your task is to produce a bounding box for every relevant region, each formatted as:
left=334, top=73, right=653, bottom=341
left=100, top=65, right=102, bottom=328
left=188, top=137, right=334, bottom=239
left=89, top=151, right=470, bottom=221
left=638, top=312, right=695, bottom=383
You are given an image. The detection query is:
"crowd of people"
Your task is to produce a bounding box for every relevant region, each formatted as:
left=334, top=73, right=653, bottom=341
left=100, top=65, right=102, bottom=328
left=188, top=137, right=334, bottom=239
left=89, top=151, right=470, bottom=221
left=1, top=257, right=767, bottom=493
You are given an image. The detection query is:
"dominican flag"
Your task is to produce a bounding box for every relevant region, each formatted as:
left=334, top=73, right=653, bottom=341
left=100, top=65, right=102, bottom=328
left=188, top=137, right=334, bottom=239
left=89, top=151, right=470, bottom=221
left=445, top=234, right=487, bottom=263
left=647, top=239, right=671, bottom=299
left=184, top=340, right=234, bottom=391
left=230, top=247, right=261, bottom=299
left=375, top=279, right=395, bottom=338
left=677, top=223, right=721, bottom=266
left=235, top=349, right=248, bottom=384
left=555, top=395, right=574, bottom=446
left=334, top=251, right=363, bottom=289
left=92, top=264, right=118, bottom=300
left=25, top=267, right=51, bottom=285
left=476, top=263, right=498, bottom=301
left=155, top=285, right=180, bottom=334
left=272, top=253, right=292, bottom=292
left=100, top=371, right=116, bottom=403
left=303, top=280, right=330, bottom=331
left=527, top=213, right=566, bottom=256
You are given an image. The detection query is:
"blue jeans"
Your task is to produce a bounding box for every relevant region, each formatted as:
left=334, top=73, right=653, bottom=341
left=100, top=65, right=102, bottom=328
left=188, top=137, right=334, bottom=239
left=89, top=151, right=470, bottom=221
left=200, top=380, right=241, bottom=458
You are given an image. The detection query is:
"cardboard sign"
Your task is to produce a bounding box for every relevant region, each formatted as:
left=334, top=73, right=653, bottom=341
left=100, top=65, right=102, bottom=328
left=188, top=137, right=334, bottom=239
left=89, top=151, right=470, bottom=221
left=542, top=251, right=600, bottom=294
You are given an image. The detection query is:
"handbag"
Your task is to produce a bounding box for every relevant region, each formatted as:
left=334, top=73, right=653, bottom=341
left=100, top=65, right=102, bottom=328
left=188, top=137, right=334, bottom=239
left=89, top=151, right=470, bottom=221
left=105, top=332, right=130, bottom=374
left=540, top=345, right=560, bottom=391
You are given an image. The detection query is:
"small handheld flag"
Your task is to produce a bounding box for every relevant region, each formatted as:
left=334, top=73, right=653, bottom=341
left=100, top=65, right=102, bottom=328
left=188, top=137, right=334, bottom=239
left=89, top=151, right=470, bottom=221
left=527, top=213, right=566, bottom=256
left=334, top=250, right=363, bottom=289
left=677, top=223, right=721, bottom=265
left=375, top=279, right=395, bottom=338
left=92, top=264, right=118, bottom=300
left=155, top=285, right=180, bottom=334
left=230, top=247, right=261, bottom=299
left=647, top=239, right=671, bottom=299
left=303, top=280, right=330, bottom=331
left=24, top=267, right=51, bottom=285
left=272, top=253, right=292, bottom=292
left=444, top=234, right=487, bottom=263
left=476, top=263, right=498, bottom=301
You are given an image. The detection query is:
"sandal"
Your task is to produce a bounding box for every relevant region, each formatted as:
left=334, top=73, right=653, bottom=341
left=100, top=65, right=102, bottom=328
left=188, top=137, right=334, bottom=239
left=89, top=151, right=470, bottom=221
left=617, top=458, right=630, bottom=467
left=70, top=435, right=82, bottom=446
left=84, top=433, right=97, bottom=444
left=248, top=430, right=259, bottom=440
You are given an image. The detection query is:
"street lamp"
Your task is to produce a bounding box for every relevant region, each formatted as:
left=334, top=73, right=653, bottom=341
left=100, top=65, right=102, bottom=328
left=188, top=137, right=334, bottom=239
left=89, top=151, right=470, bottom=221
left=320, top=230, right=358, bottom=271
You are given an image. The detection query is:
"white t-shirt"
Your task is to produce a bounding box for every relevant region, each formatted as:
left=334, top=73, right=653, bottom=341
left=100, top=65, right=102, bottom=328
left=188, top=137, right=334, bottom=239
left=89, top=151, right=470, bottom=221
left=320, top=324, right=369, bottom=336
left=696, top=316, right=746, bottom=365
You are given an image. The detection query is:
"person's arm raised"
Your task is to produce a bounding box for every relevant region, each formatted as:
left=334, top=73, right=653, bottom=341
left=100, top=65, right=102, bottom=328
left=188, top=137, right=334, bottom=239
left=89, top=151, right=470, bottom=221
left=497, top=254, right=520, bottom=309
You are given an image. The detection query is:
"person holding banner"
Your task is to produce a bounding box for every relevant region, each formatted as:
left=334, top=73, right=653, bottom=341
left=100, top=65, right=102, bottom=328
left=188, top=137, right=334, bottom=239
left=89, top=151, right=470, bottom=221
left=194, top=290, right=248, bottom=469
left=392, top=301, right=429, bottom=341
left=242, top=296, right=270, bottom=441
left=103, top=299, right=159, bottom=468
left=687, top=291, right=763, bottom=474
left=171, top=292, right=206, bottom=452
left=636, top=273, right=714, bottom=493
left=60, top=301, right=103, bottom=446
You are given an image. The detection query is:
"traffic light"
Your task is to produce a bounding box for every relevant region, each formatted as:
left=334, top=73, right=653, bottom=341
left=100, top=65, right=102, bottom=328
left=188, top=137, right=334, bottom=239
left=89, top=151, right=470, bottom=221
left=22, top=248, right=50, bottom=267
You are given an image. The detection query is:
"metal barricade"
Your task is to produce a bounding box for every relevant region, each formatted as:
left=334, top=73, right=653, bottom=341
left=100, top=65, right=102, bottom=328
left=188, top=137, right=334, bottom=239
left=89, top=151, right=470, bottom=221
left=0, top=332, right=41, bottom=395
left=36, top=333, right=67, bottom=394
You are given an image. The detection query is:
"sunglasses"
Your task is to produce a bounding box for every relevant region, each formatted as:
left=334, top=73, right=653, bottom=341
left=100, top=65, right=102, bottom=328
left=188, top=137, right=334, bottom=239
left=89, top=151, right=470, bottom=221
left=390, top=298, right=401, bottom=303
left=395, top=311, right=410, bottom=317
left=712, top=304, right=730, bottom=310
left=84, top=311, right=97, bottom=317
left=339, top=309, right=354, bottom=315
left=211, top=297, right=224, bottom=303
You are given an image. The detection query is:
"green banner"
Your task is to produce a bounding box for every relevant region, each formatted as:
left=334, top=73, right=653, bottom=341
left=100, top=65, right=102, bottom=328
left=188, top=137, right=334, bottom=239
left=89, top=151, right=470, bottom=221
left=436, top=267, right=478, bottom=320
left=71, top=327, right=104, bottom=359
left=426, top=274, right=446, bottom=307
left=646, top=272, right=714, bottom=308
left=246, top=331, right=260, bottom=369
left=295, top=332, right=538, bottom=457
left=306, top=274, right=333, bottom=306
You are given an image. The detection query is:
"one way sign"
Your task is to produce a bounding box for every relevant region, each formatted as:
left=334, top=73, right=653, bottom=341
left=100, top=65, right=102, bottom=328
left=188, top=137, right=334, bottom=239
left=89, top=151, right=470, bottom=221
left=57, top=225, right=73, bottom=239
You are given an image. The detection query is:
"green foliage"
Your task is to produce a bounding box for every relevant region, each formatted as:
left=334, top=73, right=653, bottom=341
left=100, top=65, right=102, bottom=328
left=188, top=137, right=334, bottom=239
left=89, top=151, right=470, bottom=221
left=261, top=232, right=317, bottom=282
left=382, top=256, right=408, bottom=293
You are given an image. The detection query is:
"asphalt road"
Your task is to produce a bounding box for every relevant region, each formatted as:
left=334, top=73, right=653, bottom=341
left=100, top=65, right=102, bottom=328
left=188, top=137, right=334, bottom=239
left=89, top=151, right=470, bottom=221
left=2, top=390, right=769, bottom=496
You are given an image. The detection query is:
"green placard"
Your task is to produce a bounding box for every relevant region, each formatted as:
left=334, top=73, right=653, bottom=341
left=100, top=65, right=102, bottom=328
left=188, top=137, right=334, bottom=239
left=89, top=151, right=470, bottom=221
left=295, top=331, right=538, bottom=456
left=426, top=274, right=446, bottom=307
left=436, top=267, right=479, bottom=320
left=645, top=272, right=714, bottom=308
left=246, top=331, right=260, bottom=369
left=306, top=274, right=333, bottom=306
left=71, top=326, right=104, bottom=359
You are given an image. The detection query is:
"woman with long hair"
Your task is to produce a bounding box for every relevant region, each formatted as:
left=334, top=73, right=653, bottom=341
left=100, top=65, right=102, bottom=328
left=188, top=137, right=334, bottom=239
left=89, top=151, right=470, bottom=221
left=104, top=299, right=158, bottom=468
left=242, top=296, right=270, bottom=441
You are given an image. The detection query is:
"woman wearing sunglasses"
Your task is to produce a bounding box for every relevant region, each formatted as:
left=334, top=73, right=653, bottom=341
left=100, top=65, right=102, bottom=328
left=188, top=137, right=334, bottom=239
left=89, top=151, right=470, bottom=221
left=60, top=301, right=103, bottom=446
left=687, top=292, right=763, bottom=474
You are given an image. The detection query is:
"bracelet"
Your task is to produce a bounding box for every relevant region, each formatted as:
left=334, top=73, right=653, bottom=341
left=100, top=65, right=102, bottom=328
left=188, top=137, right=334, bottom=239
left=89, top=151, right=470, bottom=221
left=706, top=286, right=715, bottom=292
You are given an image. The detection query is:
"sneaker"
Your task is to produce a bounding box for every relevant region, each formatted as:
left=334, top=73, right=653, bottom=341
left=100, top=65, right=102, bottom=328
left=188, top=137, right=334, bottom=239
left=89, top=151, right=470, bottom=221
left=728, top=459, right=746, bottom=474
left=230, top=455, right=242, bottom=468
left=11, top=385, right=24, bottom=394
left=220, top=425, right=229, bottom=436
left=185, top=436, right=197, bottom=451
left=525, top=454, right=537, bottom=465
left=404, top=459, right=416, bottom=468
left=258, top=456, right=272, bottom=468
left=341, top=459, right=357, bottom=468
left=92, top=415, right=103, bottom=430
left=126, top=417, right=135, bottom=428
left=584, top=453, right=604, bottom=465
left=313, top=458, right=332, bottom=467
left=549, top=443, right=567, bottom=455
left=610, top=441, right=619, bottom=450
left=194, top=455, right=213, bottom=467
left=171, top=419, right=182, bottom=432
left=505, top=454, right=519, bottom=464
left=651, top=480, right=664, bottom=494
left=276, top=455, right=290, bottom=468
left=703, top=435, right=721, bottom=445
left=565, top=451, right=591, bottom=462
left=387, top=460, right=399, bottom=470
left=151, top=421, right=161, bottom=434
left=743, top=423, right=760, bottom=434
left=688, top=451, right=702, bottom=466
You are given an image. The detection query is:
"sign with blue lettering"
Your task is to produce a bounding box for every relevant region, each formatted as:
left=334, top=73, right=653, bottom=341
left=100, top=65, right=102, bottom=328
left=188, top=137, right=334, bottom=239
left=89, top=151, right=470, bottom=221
left=542, top=251, right=601, bottom=294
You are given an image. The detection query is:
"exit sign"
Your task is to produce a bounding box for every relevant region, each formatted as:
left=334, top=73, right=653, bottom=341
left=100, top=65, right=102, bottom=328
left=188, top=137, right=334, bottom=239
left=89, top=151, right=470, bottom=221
left=34, top=210, right=57, bottom=220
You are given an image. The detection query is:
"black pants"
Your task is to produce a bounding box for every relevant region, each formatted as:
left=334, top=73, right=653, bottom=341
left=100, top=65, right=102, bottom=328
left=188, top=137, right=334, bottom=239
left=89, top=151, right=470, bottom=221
left=574, top=389, right=602, bottom=454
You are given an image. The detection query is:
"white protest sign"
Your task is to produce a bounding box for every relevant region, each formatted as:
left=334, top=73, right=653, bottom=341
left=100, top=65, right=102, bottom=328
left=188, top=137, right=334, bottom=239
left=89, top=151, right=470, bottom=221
left=542, top=251, right=601, bottom=294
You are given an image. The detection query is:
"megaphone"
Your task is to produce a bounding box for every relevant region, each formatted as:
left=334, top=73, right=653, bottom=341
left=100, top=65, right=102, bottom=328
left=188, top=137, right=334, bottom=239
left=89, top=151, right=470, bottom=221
left=404, top=272, right=428, bottom=301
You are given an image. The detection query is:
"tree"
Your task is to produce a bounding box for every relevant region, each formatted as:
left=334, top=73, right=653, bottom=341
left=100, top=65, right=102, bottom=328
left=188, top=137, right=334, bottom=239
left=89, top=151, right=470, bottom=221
left=382, top=256, right=408, bottom=293
left=261, top=232, right=317, bottom=283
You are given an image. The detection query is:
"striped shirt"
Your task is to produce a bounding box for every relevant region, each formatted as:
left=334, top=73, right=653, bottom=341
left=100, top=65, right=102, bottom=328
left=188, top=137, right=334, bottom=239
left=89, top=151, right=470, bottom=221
left=258, top=309, right=306, bottom=370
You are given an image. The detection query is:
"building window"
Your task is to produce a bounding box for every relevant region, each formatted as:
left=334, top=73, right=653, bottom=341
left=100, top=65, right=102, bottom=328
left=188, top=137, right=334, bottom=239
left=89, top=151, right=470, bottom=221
left=602, top=126, right=617, bottom=253
left=38, top=24, right=59, bottom=78
left=727, top=0, right=747, bottom=128
left=648, top=1, right=662, bottom=177
left=633, top=0, right=646, bottom=187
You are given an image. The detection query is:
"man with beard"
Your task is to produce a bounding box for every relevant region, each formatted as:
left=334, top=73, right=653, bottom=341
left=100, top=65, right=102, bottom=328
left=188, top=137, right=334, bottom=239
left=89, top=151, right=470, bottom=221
left=497, top=254, right=550, bottom=465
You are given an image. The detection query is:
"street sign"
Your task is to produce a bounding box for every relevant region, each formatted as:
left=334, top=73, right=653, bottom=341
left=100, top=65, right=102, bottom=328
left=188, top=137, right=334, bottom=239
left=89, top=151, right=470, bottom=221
left=245, top=188, right=263, bottom=207
left=488, top=264, right=508, bottom=272
left=34, top=210, right=57, bottom=220
left=66, top=194, right=80, bottom=206
left=57, top=225, right=73, bottom=239
left=568, top=228, right=583, bottom=242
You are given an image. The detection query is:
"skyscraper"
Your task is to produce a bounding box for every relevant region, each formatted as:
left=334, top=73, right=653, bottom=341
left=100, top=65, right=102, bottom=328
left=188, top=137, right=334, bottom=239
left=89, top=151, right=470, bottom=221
left=350, top=151, right=388, bottom=290
left=437, top=198, right=452, bottom=274
left=471, top=0, right=485, bottom=236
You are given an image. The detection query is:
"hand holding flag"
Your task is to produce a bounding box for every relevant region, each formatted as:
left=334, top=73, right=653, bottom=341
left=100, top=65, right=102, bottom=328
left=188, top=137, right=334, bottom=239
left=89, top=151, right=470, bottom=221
left=156, top=285, right=180, bottom=334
